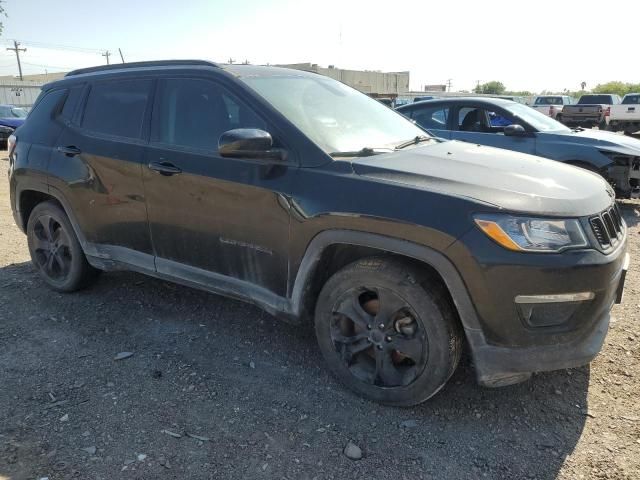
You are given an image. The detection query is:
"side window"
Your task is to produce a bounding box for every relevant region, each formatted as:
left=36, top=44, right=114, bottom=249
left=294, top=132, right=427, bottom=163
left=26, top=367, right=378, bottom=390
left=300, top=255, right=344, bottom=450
left=486, top=109, right=514, bottom=128
left=60, top=85, right=84, bottom=123
left=457, top=107, right=481, bottom=131
left=152, top=78, right=267, bottom=151
left=81, top=79, right=152, bottom=139
left=18, top=89, right=67, bottom=145
left=412, top=106, right=450, bottom=130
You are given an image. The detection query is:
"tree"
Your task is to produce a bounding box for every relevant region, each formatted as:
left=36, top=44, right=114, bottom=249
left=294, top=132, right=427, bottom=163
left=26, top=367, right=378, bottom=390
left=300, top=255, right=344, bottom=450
left=474, top=81, right=506, bottom=95
left=0, top=1, right=5, bottom=34
left=593, top=81, right=640, bottom=97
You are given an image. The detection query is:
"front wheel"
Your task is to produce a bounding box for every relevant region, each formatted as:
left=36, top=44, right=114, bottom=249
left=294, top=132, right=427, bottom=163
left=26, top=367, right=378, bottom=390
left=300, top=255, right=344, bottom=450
left=314, top=257, right=462, bottom=406
left=27, top=201, right=99, bottom=292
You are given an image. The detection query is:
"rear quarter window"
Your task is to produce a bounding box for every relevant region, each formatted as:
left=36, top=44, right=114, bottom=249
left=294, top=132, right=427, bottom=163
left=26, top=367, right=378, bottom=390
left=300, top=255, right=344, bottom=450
left=16, top=89, right=67, bottom=145
left=81, top=79, right=152, bottom=139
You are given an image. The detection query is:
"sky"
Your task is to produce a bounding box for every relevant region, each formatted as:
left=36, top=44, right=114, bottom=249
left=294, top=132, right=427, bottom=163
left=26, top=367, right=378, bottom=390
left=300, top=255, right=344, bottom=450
left=1, top=0, right=638, bottom=93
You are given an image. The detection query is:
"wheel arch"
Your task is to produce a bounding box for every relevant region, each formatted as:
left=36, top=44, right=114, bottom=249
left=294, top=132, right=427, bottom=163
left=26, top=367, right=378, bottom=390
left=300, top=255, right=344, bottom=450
left=289, top=230, right=482, bottom=333
left=17, top=185, right=92, bottom=253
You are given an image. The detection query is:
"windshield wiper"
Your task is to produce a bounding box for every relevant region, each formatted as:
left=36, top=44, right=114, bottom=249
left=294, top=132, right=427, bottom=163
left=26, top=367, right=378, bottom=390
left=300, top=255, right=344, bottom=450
left=394, top=135, right=434, bottom=150
left=329, top=147, right=393, bottom=158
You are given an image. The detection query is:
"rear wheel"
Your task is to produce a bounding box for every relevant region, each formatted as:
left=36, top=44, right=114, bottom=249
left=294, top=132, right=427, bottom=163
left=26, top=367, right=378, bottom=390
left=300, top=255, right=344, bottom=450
left=27, top=201, right=99, bottom=292
left=314, top=257, right=462, bottom=406
left=555, top=114, right=563, bottom=124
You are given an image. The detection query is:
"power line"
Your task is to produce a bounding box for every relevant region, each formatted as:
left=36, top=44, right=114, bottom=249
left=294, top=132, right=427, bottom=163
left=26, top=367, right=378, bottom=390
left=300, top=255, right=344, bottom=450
left=1, top=38, right=105, bottom=54
left=22, top=61, right=77, bottom=70
left=6, top=40, right=26, bottom=80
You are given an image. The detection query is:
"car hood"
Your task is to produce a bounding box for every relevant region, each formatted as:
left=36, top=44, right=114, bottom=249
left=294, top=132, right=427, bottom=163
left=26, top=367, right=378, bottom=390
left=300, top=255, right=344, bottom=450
left=550, top=128, right=640, bottom=156
left=352, top=141, right=614, bottom=217
left=0, top=117, right=25, bottom=129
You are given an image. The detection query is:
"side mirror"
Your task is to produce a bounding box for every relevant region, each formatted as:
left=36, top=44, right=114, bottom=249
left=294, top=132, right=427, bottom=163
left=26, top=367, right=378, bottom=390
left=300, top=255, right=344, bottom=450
left=219, top=128, right=285, bottom=160
left=503, top=124, right=527, bottom=136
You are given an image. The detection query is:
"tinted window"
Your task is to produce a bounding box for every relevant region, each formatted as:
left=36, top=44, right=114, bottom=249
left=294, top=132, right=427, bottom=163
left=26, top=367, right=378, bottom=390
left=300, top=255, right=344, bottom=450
left=457, top=107, right=481, bottom=131
left=18, top=89, right=67, bottom=144
left=82, top=79, right=151, bottom=139
left=60, top=85, right=84, bottom=122
left=411, top=106, right=450, bottom=130
left=622, top=95, right=640, bottom=105
left=535, top=97, right=562, bottom=105
left=577, top=95, right=614, bottom=105
left=152, top=78, right=266, bottom=151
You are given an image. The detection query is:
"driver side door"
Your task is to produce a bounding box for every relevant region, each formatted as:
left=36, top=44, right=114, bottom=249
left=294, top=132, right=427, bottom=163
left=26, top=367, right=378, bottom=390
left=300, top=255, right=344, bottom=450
left=142, top=77, right=293, bottom=296
left=451, top=104, right=536, bottom=155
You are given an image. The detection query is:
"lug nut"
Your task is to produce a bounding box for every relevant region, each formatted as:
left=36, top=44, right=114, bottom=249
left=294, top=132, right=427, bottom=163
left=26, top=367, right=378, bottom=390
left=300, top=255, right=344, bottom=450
left=379, top=323, right=385, bottom=329
left=367, top=324, right=372, bottom=330
left=385, top=336, right=392, bottom=342
left=376, top=345, right=383, bottom=350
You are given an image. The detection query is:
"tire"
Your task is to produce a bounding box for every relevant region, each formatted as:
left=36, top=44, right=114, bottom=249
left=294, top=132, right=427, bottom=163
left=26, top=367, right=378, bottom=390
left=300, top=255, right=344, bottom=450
left=26, top=201, right=99, bottom=292
left=555, top=114, right=562, bottom=124
left=598, top=119, right=607, bottom=130
left=314, top=257, right=462, bottom=406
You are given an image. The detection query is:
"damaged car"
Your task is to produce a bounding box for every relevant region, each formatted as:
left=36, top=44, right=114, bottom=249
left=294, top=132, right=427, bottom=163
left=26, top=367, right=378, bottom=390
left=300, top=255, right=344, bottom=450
left=397, top=97, right=640, bottom=198
left=9, top=61, right=629, bottom=405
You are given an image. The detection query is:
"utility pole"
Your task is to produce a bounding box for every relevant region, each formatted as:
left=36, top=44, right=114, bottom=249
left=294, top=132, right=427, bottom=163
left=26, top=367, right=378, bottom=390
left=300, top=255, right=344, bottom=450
left=118, top=48, right=125, bottom=63
left=446, top=78, right=452, bottom=92
left=102, top=50, right=111, bottom=65
left=228, top=57, right=235, bottom=64
left=6, top=40, right=26, bottom=81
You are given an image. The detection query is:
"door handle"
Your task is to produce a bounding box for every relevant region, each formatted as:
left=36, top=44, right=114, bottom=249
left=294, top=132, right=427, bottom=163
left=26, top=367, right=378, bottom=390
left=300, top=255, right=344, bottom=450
left=148, top=161, right=182, bottom=176
left=56, top=145, right=82, bottom=157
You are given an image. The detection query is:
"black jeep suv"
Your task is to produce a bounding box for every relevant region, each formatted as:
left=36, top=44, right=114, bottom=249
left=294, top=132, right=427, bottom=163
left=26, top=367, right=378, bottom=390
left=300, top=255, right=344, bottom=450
left=8, top=61, right=629, bottom=406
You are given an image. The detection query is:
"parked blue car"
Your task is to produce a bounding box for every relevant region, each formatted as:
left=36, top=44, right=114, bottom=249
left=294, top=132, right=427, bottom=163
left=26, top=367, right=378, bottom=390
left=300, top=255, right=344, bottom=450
left=0, top=104, right=28, bottom=148
left=396, top=97, right=640, bottom=197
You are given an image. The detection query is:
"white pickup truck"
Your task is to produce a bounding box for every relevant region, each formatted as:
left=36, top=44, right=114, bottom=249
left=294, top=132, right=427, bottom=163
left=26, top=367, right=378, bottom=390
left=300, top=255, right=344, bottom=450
left=531, top=95, right=575, bottom=121
left=608, top=93, right=640, bottom=135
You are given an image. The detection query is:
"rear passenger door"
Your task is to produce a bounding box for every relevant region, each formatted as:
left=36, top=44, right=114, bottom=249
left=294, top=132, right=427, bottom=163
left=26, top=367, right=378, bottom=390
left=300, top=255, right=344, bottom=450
left=142, top=77, right=292, bottom=296
left=405, top=105, right=452, bottom=139
left=48, top=78, right=154, bottom=269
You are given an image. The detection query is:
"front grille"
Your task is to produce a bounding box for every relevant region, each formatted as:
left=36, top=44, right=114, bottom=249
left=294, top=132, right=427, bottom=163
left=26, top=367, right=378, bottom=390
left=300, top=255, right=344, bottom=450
left=589, top=204, right=624, bottom=248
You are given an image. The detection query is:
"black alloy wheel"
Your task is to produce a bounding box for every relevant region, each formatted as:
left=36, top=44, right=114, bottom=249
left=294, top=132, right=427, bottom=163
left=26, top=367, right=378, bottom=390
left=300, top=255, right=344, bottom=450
left=315, top=257, right=462, bottom=406
left=31, top=214, right=73, bottom=281
left=27, top=201, right=99, bottom=292
left=330, top=287, right=427, bottom=388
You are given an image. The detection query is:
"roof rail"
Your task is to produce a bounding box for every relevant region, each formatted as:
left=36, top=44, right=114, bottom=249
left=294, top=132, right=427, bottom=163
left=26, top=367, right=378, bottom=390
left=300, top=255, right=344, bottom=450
left=65, top=60, right=219, bottom=77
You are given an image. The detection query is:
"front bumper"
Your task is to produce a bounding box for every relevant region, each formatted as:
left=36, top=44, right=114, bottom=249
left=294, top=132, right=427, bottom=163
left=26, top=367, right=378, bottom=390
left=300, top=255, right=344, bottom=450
left=448, top=227, right=629, bottom=387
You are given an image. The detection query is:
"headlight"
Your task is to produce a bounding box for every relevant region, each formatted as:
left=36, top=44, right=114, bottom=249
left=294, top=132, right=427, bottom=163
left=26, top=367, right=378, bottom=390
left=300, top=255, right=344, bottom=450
left=474, top=214, right=588, bottom=252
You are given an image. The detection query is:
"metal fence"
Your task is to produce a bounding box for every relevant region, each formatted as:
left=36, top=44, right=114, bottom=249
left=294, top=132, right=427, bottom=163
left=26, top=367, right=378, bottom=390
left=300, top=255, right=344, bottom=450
left=0, top=80, right=43, bottom=108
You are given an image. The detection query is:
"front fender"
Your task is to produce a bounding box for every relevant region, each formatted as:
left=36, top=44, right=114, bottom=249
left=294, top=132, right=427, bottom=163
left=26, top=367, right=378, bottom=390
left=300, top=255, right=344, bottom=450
left=289, top=229, right=482, bottom=333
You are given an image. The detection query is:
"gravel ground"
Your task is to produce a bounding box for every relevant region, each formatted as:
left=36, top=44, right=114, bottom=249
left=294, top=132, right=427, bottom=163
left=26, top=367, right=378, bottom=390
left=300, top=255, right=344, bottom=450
left=1, top=158, right=639, bottom=480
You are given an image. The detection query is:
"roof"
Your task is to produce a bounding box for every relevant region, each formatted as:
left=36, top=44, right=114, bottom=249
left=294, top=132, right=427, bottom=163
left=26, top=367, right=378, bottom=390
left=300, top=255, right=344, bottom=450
left=65, top=60, right=220, bottom=77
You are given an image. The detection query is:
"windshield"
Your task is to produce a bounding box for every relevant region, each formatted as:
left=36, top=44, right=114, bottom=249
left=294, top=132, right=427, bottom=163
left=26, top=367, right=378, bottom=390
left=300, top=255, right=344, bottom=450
left=0, top=106, right=28, bottom=118
left=622, top=94, right=640, bottom=105
left=240, top=74, right=428, bottom=154
left=505, top=103, right=570, bottom=132
left=535, top=96, right=563, bottom=105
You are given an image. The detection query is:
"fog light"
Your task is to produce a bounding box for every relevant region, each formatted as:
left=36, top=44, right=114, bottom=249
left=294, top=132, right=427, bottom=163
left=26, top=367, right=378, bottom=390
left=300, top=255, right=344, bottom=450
left=515, top=292, right=594, bottom=328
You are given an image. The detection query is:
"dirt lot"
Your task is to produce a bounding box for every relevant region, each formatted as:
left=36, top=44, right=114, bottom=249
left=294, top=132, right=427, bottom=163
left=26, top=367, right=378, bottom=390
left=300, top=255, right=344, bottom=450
left=0, top=159, right=639, bottom=480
